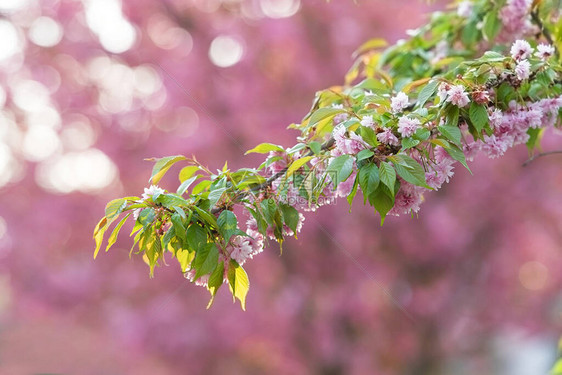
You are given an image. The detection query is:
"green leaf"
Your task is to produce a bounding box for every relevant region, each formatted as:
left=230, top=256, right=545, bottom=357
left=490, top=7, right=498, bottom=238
left=438, top=125, right=462, bottom=147
left=308, top=107, right=345, bottom=128
left=171, top=213, right=186, bottom=243
left=445, top=105, right=460, bottom=128
left=206, top=261, right=225, bottom=309
left=245, top=143, right=284, bottom=155
left=227, top=260, right=250, bottom=311
left=150, top=155, right=186, bottom=184
left=401, top=137, right=420, bottom=149
left=414, top=127, right=430, bottom=141
left=192, top=243, right=219, bottom=280
left=177, top=176, right=199, bottom=195
left=358, top=126, right=378, bottom=146
left=191, top=180, right=211, bottom=195
left=286, top=156, right=313, bottom=178
left=179, top=165, right=199, bottom=183
left=356, top=149, right=374, bottom=161
left=176, top=248, right=195, bottom=272
left=526, top=127, right=544, bottom=152
left=207, top=187, right=227, bottom=208
left=372, top=184, right=395, bottom=225
left=93, top=216, right=108, bottom=259
left=105, top=213, right=130, bottom=252
left=417, top=80, right=439, bottom=108
left=327, top=154, right=354, bottom=186
left=390, top=155, right=431, bottom=189
left=186, top=222, right=208, bottom=250
left=469, top=102, right=488, bottom=133
left=461, top=20, right=478, bottom=46
left=358, top=163, right=380, bottom=201
left=379, top=161, right=396, bottom=192
left=309, top=141, right=322, bottom=155
left=105, top=198, right=127, bottom=219
left=280, top=203, right=300, bottom=235
left=346, top=175, right=359, bottom=210
left=443, top=144, right=471, bottom=172
left=217, top=210, right=240, bottom=243
left=353, top=37, right=387, bottom=57
left=483, top=11, right=501, bottom=41
left=155, top=193, right=190, bottom=208
left=260, top=199, right=278, bottom=226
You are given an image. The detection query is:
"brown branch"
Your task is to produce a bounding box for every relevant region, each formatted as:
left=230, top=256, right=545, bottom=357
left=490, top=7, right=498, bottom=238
left=523, top=150, right=562, bottom=166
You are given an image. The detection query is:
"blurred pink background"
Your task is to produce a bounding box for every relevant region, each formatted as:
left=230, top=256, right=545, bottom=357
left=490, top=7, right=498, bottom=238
left=0, top=0, right=561, bottom=374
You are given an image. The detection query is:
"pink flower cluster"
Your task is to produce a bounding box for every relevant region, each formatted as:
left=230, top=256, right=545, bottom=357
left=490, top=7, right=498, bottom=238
left=439, top=84, right=470, bottom=107
left=397, top=116, right=421, bottom=137
left=388, top=180, right=424, bottom=216
left=391, top=92, right=409, bottom=113
left=475, top=97, right=562, bottom=159
left=331, top=125, right=367, bottom=156
left=377, top=127, right=400, bottom=146
left=425, top=147, right=455, bottom=190
left=499, top=0, right=536, bottom=39
left=227, top=230, right=264, bottom=266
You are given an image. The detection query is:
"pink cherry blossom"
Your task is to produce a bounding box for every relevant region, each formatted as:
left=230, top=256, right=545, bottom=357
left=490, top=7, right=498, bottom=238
left=510, top=39, right=533, bottom=61
left=397, top=116, right=421, bottom=137
left=377, top=127, right=400, bottom=146
left=391, top=92, right=409, bottom=113
left=445, top=85, right=470, bottom=107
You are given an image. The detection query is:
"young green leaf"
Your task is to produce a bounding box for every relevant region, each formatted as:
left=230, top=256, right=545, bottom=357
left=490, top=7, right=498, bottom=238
left=469, top=102, right=488, bottom=133
left=192, top=243, right=219, bottom=280
left=150, top=155, right=187, bottom=184
left=308, top=141, right=322, bottom=155
left=327, top=154, right=354, bottom=186
left=308, top=107, right=345, bottom=128
left=105, top=198, right=127, bottom=219
left=438, top=125, right=462, bottom=147
left=280, top=203, right=300, bottom=235
left=417, top=80, right=439, bottom=108
left=105, top=213, right=131, bottom=252
left=227, top=260, right=250, bottom=311
left=244, top=143, right=284, bottom=155
left=186, top=222, right=208, bottom=250
left=93, top=216, right=109, bottom=259
left=179, top=165, right=199, bottom=183
left=390, top=155, right=431, bottom=189
left=379, top=161, right=396, bottom=192
left=171, top=213, right=186, bottom=243
left=217, top=210, right=241, bottom=243
left=372, top=184, right=395, bottom=225
left=206, top=261, right=225, bottom=309
left=286, top=156, right=313, bottom=178
left=358, top=163, right=380, bottom=201
left=177, top=176, right=199, bottom=195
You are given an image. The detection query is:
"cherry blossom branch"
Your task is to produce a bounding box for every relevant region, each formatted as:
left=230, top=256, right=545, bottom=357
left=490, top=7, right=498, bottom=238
left=522, top=150, right=562, bottom=166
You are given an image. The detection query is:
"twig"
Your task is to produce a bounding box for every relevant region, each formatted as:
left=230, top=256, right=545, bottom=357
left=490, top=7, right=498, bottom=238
left=523, top=150, right=562, bottom=166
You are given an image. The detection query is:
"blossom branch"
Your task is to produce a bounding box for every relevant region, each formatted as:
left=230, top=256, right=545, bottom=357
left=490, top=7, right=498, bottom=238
left=523, top=150, right=562, bottom=166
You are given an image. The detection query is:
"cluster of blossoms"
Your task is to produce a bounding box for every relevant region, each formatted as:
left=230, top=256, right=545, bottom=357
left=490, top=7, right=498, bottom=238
left=314, top=39, right=561, bottom=217
left=499, top=0, right=536, bottom=40
left=472, top=97, right=562, bottom=159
